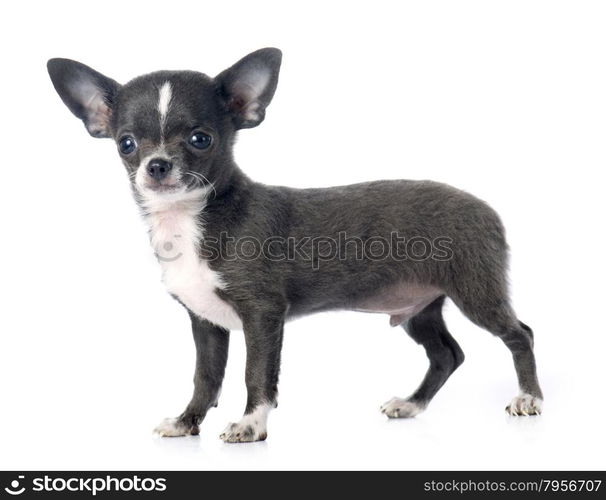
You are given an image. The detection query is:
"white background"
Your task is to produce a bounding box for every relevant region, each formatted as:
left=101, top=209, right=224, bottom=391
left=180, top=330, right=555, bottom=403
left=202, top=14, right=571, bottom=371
left=1, top=0, right=605, bottom=471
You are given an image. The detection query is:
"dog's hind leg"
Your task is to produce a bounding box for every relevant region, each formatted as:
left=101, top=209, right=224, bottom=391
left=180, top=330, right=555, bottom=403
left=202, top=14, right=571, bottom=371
left=381, top=296, right=465, bottom=418
left=449, top=282, right=543, bottom=416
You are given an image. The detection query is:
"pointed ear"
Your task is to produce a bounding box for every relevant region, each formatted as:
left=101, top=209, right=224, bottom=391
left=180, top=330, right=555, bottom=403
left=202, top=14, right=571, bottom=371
left=216, top=48, right=282, bottom=129
left=47, top=58, right=121, bottom=138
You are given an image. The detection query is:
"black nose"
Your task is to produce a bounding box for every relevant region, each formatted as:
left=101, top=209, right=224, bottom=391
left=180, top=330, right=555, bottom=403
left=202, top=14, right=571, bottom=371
left=146, top=158, right=173, bottom=181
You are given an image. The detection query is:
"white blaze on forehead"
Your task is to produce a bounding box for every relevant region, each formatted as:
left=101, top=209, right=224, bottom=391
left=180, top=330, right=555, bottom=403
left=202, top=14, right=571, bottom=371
left=158, top=81, right=172, bottom=132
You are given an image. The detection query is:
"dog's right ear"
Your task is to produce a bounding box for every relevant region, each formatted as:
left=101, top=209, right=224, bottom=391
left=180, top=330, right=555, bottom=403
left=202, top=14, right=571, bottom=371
left=47, top=59, right=121, bottom=138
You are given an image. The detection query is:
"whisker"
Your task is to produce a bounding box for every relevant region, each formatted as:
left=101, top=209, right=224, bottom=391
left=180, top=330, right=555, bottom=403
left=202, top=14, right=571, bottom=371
left=195, top=171, right=217, bottom=199
left=182, top=171, right=217, bottom=199
left=184, top=171, right=202, bottom=190
left=185, top=171, right=203, bottom=185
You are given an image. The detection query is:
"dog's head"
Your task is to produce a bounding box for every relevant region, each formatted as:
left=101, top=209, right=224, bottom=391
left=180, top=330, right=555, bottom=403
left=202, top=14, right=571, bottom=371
left=47, top=48, right=282, bottom=201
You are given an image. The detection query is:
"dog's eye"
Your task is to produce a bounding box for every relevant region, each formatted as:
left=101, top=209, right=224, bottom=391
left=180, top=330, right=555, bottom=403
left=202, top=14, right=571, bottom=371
left=189, top=132, right=212, bottom=150
left=119, top=136, right=137, bottom=155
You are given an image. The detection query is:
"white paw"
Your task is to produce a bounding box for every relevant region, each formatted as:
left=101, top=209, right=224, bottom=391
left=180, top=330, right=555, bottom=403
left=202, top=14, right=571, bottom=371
left=220, top=421, right=267, bottom=443
left=380, top=397, right=425, bottom=418
left=153, top=417, right=198, bottom=437
left=506, top=393, right=543, bottom=416
left=219, top=404, right=271, bottom=443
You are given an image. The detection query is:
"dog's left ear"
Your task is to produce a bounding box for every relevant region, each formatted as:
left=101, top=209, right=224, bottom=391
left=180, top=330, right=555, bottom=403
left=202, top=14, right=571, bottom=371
left=216, top=48, right=282, bottom=129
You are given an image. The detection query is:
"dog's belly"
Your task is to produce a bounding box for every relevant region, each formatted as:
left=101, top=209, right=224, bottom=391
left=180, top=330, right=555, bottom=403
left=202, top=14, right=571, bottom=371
left=353, top=282, right=443, bottom=326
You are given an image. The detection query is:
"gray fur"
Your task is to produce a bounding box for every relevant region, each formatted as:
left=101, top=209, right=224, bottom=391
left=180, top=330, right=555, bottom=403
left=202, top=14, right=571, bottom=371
left=47, top=48, right=543, bottom=442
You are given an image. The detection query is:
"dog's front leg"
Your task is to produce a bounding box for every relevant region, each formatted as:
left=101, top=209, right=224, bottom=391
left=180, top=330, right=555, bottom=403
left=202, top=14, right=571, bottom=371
left=220, top=304, right=285, bottom=443
left=155, top=311, right=229, bottom=437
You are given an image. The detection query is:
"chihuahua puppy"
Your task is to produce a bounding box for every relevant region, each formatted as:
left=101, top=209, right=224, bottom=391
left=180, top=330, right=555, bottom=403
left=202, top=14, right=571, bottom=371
left=47, top=48, right=542, bottom=443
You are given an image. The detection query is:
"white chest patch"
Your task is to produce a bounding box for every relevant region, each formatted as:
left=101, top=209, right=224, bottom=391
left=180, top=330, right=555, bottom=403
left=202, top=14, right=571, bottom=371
left=142, top=188, right=242, bottom=331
